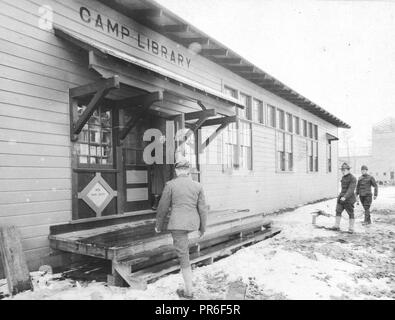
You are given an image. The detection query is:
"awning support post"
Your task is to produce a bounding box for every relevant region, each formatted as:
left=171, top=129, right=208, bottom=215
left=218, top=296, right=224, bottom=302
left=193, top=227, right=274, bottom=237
left=69, top=76, right=120, bottom=141
left=118, top=91, right=164, bottom=141
left=200, top=116, right=238, bottom=151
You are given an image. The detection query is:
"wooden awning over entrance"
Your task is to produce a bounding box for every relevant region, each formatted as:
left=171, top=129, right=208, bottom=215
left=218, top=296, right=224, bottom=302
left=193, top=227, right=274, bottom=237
left=54, top=27, right=244, bottom=112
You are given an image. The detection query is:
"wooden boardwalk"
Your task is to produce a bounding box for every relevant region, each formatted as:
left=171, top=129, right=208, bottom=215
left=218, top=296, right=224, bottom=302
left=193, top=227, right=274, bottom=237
left=49, top=209, right=280, bottom=288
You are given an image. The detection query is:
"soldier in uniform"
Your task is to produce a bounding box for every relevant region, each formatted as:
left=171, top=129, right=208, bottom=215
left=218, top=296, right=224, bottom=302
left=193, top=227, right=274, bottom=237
left=356, top=165, right=378, bottom=225
left=155, top=160, right=208, bottom=299
left=331, top=162, right=357, bottom=233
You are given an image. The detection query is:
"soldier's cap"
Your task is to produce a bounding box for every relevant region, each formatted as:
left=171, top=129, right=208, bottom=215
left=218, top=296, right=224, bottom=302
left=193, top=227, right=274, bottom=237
left=340, top=162, right=351, bottom=170
left=175, top=160, right=191, bottom=169
left=361, top=165, right=368, bottom=171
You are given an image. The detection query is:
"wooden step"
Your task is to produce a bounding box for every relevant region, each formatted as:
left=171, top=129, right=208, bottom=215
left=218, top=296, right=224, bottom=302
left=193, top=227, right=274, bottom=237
left=113, top=227, right=281, bottom=289
left=116, top=222, right=271, bottom=271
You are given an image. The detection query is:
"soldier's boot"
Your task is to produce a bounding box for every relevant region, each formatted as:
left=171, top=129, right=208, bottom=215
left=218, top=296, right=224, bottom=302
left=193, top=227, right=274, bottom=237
left=362, top=210, right=371, bottom=225
left=366, top=210, right=372, bottom=225
left=331, top=216, right=341, bottom=231
left=348, top=218, right=355, bottom=234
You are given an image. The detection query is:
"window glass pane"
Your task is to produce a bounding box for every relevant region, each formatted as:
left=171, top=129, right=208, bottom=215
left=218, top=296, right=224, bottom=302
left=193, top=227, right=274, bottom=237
left=268, top=105, right=276, bottom=127
left=303, top=120, right=307, bottom=137
left=285, top=134, right=292, bottom=153
left=308, top=122, right=313, bottom=138
left=294, top=116, right=300, bottom=134
left=277, top=109, right=285, bottom=130
left=224, top=86, right=237, bottom=98
left=76, top=104, right=113, bottom=166
left=239, top=93, right=251, bottom=120
left=252, top=99, right=263, bottom=123
left=277, top=132, right=285, bottom=151
left=287, top=113, right=293, bottom=133
left=314, top=125, right=318, bottom=140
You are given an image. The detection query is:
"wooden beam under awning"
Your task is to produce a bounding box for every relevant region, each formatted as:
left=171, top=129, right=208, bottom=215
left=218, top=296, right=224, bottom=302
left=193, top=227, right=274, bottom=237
left=200, top=116, right=238, bottom=151
left=118, top=91, right=164, bottom=141
left=69, top=76, right=120, bottom=141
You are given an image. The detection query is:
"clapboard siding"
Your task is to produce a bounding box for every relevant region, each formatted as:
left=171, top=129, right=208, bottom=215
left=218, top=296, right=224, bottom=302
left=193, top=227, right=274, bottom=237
left=0, top=128, right=70, bottom=146
left=0, top=202, right=71, bottom=218
left=0, top=179, right=71, bottom=192
left=0, top=141, right=70, bottom=157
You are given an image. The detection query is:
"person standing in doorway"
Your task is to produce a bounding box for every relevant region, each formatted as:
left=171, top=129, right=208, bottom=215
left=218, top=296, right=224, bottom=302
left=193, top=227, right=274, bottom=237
left=155, top=160, right=208, bottom=299
left=331, top=162, right=357, bottom=233
left=356, top=165, right=378, bottom=225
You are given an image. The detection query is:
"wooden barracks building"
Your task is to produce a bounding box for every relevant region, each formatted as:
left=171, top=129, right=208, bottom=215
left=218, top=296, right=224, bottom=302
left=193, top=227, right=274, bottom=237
left=0, top=0, right=350, bottom=275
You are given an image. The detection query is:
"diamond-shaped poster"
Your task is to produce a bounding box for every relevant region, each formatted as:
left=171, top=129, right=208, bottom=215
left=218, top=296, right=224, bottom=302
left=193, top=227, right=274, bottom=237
left=86, top=182, right=110, bottom=208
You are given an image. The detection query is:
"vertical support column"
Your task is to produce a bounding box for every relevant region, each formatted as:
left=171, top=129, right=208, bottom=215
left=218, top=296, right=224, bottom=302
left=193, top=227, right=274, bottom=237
left=115, top=108, right=125, bottom=215
left=174, top=113, right=186, bottom=161
left=70, top=99, right=80, bottom=220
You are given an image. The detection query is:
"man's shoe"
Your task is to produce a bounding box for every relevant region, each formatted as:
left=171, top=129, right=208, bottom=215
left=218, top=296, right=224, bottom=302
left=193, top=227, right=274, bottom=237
left=176, top=288, right=194, bottom=300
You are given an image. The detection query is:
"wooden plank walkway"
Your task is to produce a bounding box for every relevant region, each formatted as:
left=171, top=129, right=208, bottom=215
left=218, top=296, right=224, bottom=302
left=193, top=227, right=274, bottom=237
left=49, top=208, right=280, bottom=288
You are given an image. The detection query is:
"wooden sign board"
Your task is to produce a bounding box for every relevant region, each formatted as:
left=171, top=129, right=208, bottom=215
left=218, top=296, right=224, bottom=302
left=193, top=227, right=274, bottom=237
left=0, top=225, right=33, bottom=296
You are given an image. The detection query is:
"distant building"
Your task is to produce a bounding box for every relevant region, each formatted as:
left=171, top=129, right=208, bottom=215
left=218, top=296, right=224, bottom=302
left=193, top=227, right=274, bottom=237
left=371, top=118, right=395, bottom=184
left=340, top=117, right=395, bottom=184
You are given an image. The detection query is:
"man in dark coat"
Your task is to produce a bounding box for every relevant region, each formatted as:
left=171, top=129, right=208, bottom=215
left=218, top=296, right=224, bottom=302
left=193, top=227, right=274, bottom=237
left=332, top=162, right=357, bottom=233
left=155, top=160, right=208, bottom=299
left=356, top=165, right=378, bottom=225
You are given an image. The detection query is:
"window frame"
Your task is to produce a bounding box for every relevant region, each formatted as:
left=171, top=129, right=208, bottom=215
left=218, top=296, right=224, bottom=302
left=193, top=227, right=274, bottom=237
left=75, top=102, right=115, bottom=169
left=252, top=98, right=264, bottom=124
left=267, top=104, right=276, bottom=128
left=277, top=108, right=285, bottom=130
left=294, top=116, right=300, bottom=135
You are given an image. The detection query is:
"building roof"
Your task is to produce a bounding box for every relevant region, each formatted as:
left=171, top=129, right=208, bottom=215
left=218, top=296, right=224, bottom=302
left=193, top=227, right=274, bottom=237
left=99, top=0, right=351, bottom=129
left=373, top=117, right=395, bottom=133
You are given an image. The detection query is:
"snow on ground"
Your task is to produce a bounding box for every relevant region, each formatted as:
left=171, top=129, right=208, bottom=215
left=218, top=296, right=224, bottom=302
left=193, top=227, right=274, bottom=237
left=1, top=187, right=394, bottom=300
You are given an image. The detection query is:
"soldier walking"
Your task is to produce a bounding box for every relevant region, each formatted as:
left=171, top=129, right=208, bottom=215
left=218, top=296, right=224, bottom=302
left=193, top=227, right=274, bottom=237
left=155, top=160, right=208, bottom=299
left=356, top=165, right=378, bottom=225
left=332, top=162, right=357, bottom=233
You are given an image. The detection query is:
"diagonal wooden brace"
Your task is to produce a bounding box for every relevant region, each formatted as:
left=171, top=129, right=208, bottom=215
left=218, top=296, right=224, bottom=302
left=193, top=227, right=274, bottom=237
left=70, top=76, right=120, bottom=141
left=200, top=115, right=238, bottom=151
left=118, top=91, right=164, bottom=140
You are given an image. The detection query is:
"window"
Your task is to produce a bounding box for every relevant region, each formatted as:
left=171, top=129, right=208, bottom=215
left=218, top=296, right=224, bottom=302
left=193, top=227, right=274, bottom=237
left=268, top=105, right=276, bottom=127
left=239, top=93, right=251, bottom=120
left=76, top=104, right=113, bottom=166
left=223, top=123, right=238, bottom=169
left=391, top=172, right=394, bottom=180
left=223, top=86, right=252, bottom=171
left=286, top=113, right=293, bottom=133
left=294, top=116, right=300, bottom=135
left=307, top=141, right=318, bottom=172
left=239, top=121, right=252, bottom=170
left=277, top=109, right=285, bottom=130
left=326, top=142, right=332, bottom=172
left=277, top=132, right=293, bottom=172
left=252, top=99, right=263, bottom=123
left=308, top=122, right=313, bottom=139
left=303, top=120, right=307, bottom=137
left=314, top=125, right=318, bottom=140
left=383, top=172, right=387, bottom=176
left=224, top=86, right=237, bottom=98
left=307, top=141, right=313, bottom=172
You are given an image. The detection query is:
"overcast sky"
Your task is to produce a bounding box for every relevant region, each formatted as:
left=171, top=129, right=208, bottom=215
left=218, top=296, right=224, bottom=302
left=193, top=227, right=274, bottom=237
left=156, top=0, right=395, bottom=156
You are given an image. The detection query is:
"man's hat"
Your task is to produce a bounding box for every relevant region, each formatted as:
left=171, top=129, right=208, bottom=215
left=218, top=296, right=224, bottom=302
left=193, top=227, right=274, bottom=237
left=175, top=160, right=191, bottom=169
left=361, top=165, right=368, bottom=171
left=341, top=162, right=351, bottom=170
